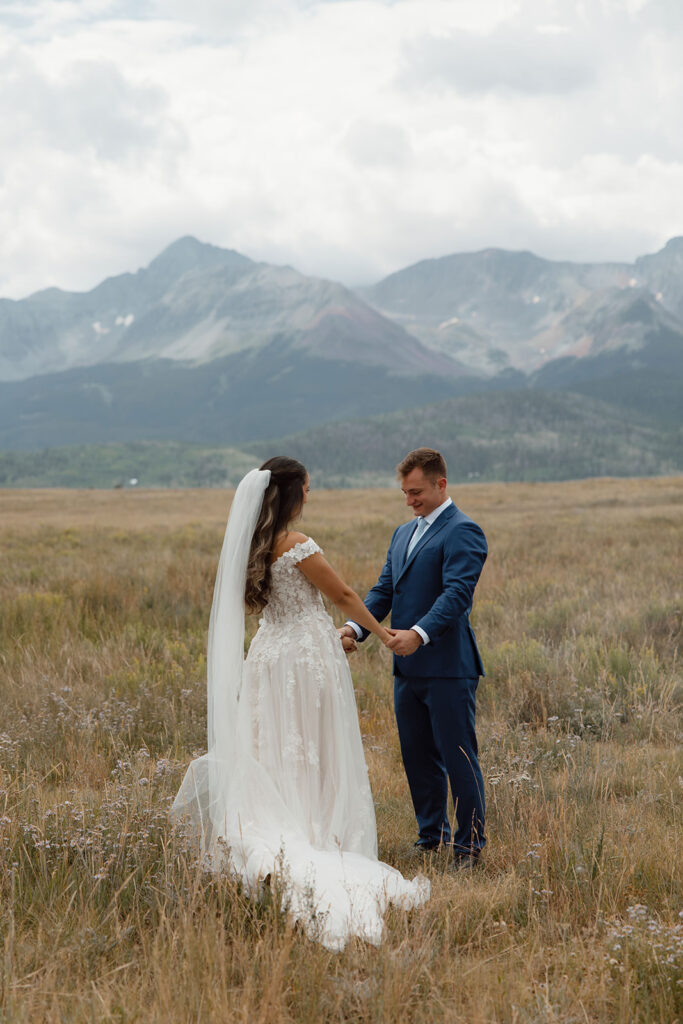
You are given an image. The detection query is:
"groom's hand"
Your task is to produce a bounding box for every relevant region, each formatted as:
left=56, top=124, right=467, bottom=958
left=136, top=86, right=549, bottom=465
left=338, top=626, right=357, bottom=654
left=385, top=628, right=423, bottom=656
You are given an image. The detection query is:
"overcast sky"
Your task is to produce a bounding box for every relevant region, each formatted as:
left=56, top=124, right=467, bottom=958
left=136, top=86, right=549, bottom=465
left=1, top=0, right=683, bottom=298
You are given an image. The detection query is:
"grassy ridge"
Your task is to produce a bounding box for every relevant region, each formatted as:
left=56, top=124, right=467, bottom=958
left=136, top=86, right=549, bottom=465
left=0, top=479, right=681, bottom=1021
left=2, top=391, right=680, bottom=489
left=249, top=390, right=683, bottom=487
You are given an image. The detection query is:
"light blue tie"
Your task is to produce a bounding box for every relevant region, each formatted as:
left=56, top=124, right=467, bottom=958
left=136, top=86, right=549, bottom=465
left=406, top=517, right=428, bottom=559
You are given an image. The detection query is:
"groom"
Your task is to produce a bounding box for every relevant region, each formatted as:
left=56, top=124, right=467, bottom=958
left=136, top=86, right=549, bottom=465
left=339, top=448, right=488, bottom=868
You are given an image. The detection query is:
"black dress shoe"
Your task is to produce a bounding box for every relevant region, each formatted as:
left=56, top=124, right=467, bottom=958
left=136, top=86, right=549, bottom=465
left=449, top=852, right=482, bottom=873
left=414, top=839, right=445, bottom=852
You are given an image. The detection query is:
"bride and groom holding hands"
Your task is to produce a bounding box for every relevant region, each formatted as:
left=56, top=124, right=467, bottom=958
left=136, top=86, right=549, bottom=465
left=172, top=447, right=488, bottom=950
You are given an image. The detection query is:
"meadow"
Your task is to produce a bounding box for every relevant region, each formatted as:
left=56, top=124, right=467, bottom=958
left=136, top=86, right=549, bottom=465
left=0, top=478, right=681, bottom=1023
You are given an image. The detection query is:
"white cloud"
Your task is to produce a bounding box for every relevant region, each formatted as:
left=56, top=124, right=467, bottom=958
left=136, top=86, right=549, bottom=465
left=0, top=0, right=682, bottom=299
left=343, top=119, right=412, bottom=168
left=401, top=25, right=596, bottom=96
left=0, top=51, right=180, bottom=159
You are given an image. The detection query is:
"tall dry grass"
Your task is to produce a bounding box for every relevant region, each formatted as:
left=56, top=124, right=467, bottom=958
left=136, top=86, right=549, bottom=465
left=0, top=478, right=681, bottom=1022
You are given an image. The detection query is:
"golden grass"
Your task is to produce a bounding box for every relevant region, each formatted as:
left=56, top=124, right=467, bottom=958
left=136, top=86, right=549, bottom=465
left=1, top=477, right=681, bottom=1022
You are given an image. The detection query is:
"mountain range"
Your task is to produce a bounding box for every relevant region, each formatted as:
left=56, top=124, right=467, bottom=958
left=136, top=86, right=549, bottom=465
left=0, top=236, right=460, bottom=383
left=0, top=235, right=681, bottom=481
left=362, top=237, right=683, bottom=375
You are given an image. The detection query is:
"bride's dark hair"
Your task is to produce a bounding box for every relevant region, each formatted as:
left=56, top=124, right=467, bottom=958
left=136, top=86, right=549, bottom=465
left=245, top=456, right=308, bottom=613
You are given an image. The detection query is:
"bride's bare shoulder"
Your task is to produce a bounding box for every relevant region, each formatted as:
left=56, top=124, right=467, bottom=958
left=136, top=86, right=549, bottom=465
left=270, top=530, right=309, bottom=562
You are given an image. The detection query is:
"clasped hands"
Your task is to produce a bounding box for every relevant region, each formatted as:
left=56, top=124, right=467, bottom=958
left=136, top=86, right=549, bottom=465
left=337, top=625, right=423, bottom=657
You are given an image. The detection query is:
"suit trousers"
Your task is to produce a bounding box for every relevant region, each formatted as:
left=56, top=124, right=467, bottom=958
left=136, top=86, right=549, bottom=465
left=394, top=674, right=486, bottom=855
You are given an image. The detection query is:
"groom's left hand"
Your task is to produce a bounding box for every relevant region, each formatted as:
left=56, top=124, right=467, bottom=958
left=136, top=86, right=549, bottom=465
left=385, top=629, right=423, bottom=656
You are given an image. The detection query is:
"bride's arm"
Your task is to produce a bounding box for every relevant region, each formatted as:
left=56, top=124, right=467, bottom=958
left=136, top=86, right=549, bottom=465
left=296, top=550, right=392, bottom=645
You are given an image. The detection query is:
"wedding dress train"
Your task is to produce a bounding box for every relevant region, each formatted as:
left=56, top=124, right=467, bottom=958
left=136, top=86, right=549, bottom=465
left=172, top=532, right=429, bottom=951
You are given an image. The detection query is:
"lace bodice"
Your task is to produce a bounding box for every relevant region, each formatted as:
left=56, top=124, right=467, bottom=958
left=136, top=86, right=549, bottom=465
left=259, top=538, right=327, bottom=626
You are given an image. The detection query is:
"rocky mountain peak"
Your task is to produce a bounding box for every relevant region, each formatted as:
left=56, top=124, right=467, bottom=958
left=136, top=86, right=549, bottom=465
left=145, top=235, right=254, bottom=284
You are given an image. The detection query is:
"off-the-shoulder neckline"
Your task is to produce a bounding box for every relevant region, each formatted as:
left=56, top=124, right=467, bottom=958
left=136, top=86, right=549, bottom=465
left=270, top=537, right=319, bottom=568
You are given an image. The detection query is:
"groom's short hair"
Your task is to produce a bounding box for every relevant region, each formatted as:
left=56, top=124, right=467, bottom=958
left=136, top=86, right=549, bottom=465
left=397, top=448, right=447, bottom=481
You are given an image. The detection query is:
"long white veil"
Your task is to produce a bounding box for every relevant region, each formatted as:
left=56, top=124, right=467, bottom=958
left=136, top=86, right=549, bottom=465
left=171, top=467, right=271, bottom=850
left=206, top=468, right=271, bottom=751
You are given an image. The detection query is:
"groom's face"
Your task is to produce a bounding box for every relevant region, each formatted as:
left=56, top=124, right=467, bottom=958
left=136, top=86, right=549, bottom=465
left=400, top=468, right=448, bottom=517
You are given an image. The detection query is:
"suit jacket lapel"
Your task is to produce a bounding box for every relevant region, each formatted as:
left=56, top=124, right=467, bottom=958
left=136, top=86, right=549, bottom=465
left=394, top=525, right=412, bottom=580
left=396, top=504, right=456, bottom=583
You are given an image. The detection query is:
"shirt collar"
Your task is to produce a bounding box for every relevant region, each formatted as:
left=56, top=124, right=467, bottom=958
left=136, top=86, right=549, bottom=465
left=422, top=496, right=453, bottom=526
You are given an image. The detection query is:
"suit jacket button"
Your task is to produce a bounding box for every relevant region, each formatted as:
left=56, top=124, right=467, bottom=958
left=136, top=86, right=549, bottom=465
left=395, top=586, right=401, bottom=594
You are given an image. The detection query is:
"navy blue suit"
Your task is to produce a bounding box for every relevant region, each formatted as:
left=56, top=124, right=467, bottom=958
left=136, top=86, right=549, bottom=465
left=358, top=503, right=488, bottom=854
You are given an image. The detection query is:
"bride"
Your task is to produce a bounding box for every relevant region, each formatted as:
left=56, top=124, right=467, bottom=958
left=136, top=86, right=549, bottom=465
left=171, top=457, right=429, bottom=950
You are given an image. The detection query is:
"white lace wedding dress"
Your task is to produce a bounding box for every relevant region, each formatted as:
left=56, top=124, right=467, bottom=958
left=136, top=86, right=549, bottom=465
left=173, top=537, right=429, bottom=951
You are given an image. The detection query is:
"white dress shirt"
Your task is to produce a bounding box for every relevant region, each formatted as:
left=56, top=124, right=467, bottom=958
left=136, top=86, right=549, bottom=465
left=347, top=496, right=453, bottom=646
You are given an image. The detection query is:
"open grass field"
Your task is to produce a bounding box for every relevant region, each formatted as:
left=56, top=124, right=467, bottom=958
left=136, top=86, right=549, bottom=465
left=1, top=477, right=681, bottom=1023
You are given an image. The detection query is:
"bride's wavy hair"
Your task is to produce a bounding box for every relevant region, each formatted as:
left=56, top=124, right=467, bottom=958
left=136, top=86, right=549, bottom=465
left=245, top=456, right=308, bottom=613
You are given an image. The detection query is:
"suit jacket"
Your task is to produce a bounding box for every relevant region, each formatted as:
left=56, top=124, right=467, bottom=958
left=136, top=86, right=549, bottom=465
left=360, top=503, right=487, bottom=678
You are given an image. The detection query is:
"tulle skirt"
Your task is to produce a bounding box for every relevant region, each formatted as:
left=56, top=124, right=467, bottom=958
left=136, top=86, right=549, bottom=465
left=172, top=614, right=429, bottom=950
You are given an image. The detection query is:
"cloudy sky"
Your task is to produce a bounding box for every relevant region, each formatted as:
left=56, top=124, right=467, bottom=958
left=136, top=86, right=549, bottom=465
left=1, top=0, right=683, bottom=298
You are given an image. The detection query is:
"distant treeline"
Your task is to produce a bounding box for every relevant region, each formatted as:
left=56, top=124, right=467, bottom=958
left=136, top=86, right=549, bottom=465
left=1, top=391, right=680, bottom=488
left=250, top=391, right=683, bottom=486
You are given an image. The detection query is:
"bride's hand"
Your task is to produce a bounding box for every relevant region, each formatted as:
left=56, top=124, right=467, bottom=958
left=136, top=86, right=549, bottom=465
left=382, top=628, right=397, bottom=648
